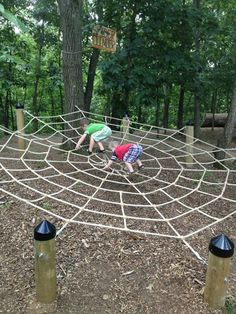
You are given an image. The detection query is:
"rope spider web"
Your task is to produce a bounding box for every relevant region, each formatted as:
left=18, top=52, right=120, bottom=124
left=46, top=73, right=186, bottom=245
left=0, top=108, right=236, bottom=261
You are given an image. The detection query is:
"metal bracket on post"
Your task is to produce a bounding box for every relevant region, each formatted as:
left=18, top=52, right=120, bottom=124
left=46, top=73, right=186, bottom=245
left=204, top=234, right=234, bottom=309
left=34, top=220, right=57, bottom=304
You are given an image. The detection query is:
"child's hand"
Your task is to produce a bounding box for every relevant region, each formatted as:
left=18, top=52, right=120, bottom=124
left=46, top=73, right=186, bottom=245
left=76, top=144, right=81, bottom=150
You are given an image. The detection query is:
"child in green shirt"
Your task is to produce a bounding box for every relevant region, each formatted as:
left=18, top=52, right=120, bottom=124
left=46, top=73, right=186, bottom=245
left=76, top=118, right=112, bottom=154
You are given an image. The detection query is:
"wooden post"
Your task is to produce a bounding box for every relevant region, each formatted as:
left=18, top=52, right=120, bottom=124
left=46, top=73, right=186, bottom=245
left=16, top=103, right=26, bottom=150
left=34, top=220, right=57, bottom=304
left=185, top=123, right=194, bottom=167
left=121, top=115, right=130, bottom=143
left=204, top=234, right=234, bottom=309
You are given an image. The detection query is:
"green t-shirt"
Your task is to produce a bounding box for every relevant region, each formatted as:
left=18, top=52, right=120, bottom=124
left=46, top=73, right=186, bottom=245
left=85, top=123, right=105, bottom=135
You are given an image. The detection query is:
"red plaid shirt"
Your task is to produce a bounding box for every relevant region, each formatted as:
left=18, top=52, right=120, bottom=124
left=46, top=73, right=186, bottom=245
left=111, top=144, right=132, bottom=160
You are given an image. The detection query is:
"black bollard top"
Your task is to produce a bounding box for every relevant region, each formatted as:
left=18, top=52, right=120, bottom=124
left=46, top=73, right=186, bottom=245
left=209, top=234, right=234, bottom=258
left=16, top=103, right=24, bottom=109
left=186, top=119, right=194, bottom=126
left=34, top=220, right=56, bottom=241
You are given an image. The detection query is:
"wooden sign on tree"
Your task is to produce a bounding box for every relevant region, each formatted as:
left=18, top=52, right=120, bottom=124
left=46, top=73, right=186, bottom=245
left=92, top=25, right=116, bottom=52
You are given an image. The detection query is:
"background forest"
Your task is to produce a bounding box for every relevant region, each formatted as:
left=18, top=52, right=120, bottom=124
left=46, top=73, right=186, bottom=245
left=0, top=0, right=236, bottom=138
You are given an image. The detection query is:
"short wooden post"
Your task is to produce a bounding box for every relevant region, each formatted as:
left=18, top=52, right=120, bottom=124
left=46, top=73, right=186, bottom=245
left=185, top=122, right=194, bottom=167
left=16, top=103, right=26, bottom=150
left=121, top=115, right=130, bottom=143
left=34, top=220, right=57, bottom=303
left=204, top=234, right=234, bottom=309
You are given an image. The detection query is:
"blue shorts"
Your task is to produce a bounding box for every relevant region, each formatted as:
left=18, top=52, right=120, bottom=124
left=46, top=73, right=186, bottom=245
left=123, top=144, right=143, bottom=163
left=92, top=125, right=112, bottom=142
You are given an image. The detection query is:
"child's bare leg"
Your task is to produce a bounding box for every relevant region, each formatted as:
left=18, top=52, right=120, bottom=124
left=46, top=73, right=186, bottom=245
left=125, top=162, right=134, bottom=173
left=136, top=159, right=142, bottom=167
left=97, top=141, right=105, bottom=151
left=88, top=138, right=95, bottom=152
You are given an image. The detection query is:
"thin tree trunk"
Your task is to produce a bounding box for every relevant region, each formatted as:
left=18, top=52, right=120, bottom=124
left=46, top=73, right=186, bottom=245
left=214, top=75, right=236, bottom=164
left=137, top=104, right=141, bottom=124
left=84, top=48, right=100, bottom=112
left=193, top=0, right=201, bottom=138
left=110, top=93, right=123, bottom=130
left=219, top=77, right=236, bottom=148
left=121, top=2, right=137, bottom=114
left=10, top=99, right=14, bottom=130
left=32, top=24, right=44, bottom=132
left=177, top=85, right=185, bottom=129
left=210, top=89, right=217, bottom=131
left=50, top=90, right=56, bottom=116
left=4, top=91, right=10, bottom=129
left=163, top=84, right=171, bottom=129
left=104, top=92, right=112, bottom=117
left=58, top=29, right=64, bottom=114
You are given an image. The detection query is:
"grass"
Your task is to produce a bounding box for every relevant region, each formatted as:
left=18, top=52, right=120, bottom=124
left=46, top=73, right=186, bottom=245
left=224, top=296, right=236, bottom=314
left=42, top=202, right=51, bottom=211
left=3, top=201, right=11, bottom=210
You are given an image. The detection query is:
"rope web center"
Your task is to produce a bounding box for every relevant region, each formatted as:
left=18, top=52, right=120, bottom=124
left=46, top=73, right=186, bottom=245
left=0, top=108, right=236, bottom=261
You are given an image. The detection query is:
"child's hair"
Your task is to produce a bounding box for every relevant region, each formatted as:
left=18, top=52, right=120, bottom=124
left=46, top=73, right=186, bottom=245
left=109, top=141, right=119, bottom=150
left=80, top=118, right=89, bottom=127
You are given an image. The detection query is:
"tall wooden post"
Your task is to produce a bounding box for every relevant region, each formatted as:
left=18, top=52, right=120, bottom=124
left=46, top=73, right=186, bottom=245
left=185, top=122, right=194, bottom=167
left=121, top=115, right=130, bottom=144
left=204, top=234, right=234, bottom=309
left=16, top=103, right=26, bottom=150
left=34, top=220, right=57, bottom=303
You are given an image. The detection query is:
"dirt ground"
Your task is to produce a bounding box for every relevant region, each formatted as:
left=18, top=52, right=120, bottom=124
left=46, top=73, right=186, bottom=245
left=0, top=127, right=236, bottom=314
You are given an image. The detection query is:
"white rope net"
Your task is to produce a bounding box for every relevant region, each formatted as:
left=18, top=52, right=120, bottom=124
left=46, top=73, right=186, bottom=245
left=0, top=108, right=236, bottom=260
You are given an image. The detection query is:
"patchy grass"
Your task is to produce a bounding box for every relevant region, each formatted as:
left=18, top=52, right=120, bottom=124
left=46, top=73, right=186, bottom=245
left=224, top=296, right=236, bottom=314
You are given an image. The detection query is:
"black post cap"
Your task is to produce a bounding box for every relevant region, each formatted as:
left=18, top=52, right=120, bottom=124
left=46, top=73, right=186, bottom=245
left=34, top=220, right=56, bottom=241
left=16, top=103, right=24, bottom=109
left=186, top=119, right=194, bottom=126
left=209, top=234, right=234, bottom=258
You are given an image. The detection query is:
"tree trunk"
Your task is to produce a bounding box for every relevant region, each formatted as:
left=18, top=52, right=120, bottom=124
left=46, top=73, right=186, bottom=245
left=193, top=0, right=201, bottom=138
left=221, top=78, right=236, bottom=146
left=215, top=76, right=236, bottom=164
left=4, top=90, right=10, bottom=129
left=57, top=0, right=84, bottom=149
left=50, top=90, right=56, bottom=116
left=137, top=103, right=142, bottom=125
left=163, top=84, right=171, bottom=129
left=110, top=93, right=123, bottom=130
left=58, top=29, right=64, bottom=114
left=57, top=0, right=84, bottom=112
left=32, top=24, right=44, bottom=132
left=10, top=99, right=15, bottom=130
left=155, top=97, right=160, bottom=127
left=84, top=48, right=100, bottom=112
left=84, top=0, right=103, bottom=112
left=177, top=85, right=185, bottom=129
left=210, top=89, right=218, bottom=130
left=121, top=2, right=137, bottom=116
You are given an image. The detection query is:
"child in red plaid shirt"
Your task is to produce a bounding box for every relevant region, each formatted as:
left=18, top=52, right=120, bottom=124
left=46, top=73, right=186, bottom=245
left=104, top=141, right=143, bottom=174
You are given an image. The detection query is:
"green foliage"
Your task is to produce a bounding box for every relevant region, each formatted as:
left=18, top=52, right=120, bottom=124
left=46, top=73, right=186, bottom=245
left=224, top=296, right=236, bottom=314
left=0, top=3, right=28, bottom=32
left=0, top=0, right=236, bottom=131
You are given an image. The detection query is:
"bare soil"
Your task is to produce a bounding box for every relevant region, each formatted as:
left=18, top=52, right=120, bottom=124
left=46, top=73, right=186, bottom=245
left=0, top=128, right=236, bottom=314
